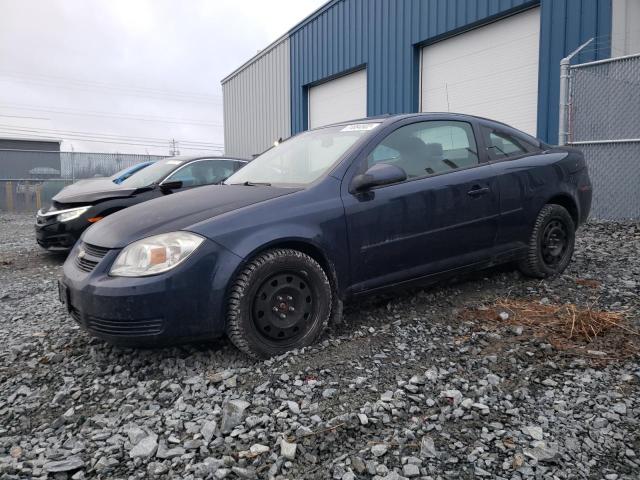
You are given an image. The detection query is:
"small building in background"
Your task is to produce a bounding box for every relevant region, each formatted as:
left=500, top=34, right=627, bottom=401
left=0, top=137, right=62, bottom=213
left=222, top=0, right=639, bottom=158
left=0, top=137, right=61, bottom=179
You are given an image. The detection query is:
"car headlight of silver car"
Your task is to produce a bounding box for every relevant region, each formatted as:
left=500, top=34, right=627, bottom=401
left=57, top=206, right=91, bottom=222
left=109, top=231, right=205, bottom=277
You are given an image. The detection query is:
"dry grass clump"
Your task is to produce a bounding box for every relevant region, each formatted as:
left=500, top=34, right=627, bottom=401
left=574, top=278, right=601, bottom=289
left=462, top=298, right=639, bottom=361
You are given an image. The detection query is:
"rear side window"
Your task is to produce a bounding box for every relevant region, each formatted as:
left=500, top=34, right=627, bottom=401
left=483, top=127, right=536, bottom=160
left=368, top=121, right=479, bottom=179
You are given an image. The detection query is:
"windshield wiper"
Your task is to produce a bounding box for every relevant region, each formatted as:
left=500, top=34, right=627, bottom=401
left=232, top=181, right=272, bottom=186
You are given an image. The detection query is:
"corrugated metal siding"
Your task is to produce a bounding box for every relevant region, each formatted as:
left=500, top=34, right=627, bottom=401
left=290, top=0, right=611, bottom=143
left=222, top=38, right=291, bottom=158
left=537, top=0, right=611, bottom=142
left=290, top=0, right=538, bottom=135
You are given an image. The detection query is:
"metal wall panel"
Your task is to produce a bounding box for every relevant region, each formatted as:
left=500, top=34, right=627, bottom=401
left=289, top=0, right=612, bottom=143
left=536, top=0, right=611, bottom=142
left=290, top=0, right=538, bottom=136
left=612, top=0, right=640, bottom=56
left=222, top=38, right=291, bottom=158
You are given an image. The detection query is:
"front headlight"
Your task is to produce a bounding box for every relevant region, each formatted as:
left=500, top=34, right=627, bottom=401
left=109, top=231, right=204, bottom=277
left=57, top=206, right=91, bottom=222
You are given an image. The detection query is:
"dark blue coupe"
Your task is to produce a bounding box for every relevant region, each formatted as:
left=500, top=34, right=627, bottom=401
left=60, top=113, right=592, bottom=357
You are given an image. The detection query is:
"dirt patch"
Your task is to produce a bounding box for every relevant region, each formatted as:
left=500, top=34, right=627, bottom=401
left=461, top=298, right=640, bottom=362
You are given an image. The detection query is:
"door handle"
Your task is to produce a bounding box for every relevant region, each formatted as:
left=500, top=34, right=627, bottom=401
left=467, top=186, right=490, bottom=197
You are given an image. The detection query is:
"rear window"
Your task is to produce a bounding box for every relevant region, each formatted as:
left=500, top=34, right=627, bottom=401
left=482, top=126, right=539, bottom=160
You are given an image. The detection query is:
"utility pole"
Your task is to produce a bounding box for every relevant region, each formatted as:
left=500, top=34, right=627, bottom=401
left=169, top=138, right=180, bottom=156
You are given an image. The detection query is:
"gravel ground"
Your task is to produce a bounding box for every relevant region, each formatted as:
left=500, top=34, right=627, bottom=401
left=0, top=213, right=639, bottom=480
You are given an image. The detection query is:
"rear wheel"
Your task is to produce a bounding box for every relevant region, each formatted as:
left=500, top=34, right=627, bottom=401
left=226, top=249, right=332, bottom=358
left=518, top=204, right=575, bottom=278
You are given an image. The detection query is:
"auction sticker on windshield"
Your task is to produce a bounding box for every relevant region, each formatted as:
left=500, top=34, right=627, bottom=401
left=340, top=123, right=380, bottom=132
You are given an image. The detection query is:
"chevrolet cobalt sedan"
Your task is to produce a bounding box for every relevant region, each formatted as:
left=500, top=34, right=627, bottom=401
left=36, top=156, right=247, bottom=251
left=59, top=113, right=592, bottom=358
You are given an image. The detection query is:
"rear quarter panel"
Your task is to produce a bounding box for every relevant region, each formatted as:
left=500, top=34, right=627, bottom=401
left=493, top=149, right=587, bottom=249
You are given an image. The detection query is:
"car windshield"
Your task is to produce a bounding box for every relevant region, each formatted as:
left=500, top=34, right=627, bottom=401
left=119, top=158, right=186, bottom=188
left=224, top=123, right=379, bottom=187
left=110, top=163, right=150, bottom=184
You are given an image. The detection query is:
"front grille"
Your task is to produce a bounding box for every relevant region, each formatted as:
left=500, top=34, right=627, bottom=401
left=86, top=316, right=164, bottom=337
left=68, top=305, right=163, bottom=337
left=83, top=243, right=110, bottom=258
left=74, top=242, right=110, bottom=273
left=75, top=256, right=99, bottom=273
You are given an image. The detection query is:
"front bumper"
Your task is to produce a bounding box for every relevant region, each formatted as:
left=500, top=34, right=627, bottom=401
left=35, top=211, right=90, bottom=251
left=59, top=237, right=241, bottom=346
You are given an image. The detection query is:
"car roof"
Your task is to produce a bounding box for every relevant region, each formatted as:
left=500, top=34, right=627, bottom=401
left=319, top=112, right=509, bottom=128
left=166, top=155, right=249, bottom=163
left=317, top=112, right=541, bottom=144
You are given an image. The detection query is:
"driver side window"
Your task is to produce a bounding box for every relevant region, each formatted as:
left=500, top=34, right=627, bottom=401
left=367, top=121, right=479, bottom=180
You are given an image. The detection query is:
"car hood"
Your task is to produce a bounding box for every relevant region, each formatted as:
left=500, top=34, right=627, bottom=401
left=82, top=184, right=298, bottom=248
left=53, top=178, right=137, bottom=204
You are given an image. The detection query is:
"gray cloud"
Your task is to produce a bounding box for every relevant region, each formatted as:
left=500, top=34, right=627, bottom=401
left=0, top=0, right=324, bottom=155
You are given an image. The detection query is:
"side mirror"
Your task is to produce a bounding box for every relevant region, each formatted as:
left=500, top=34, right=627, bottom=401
left=159, top=180, right=183, bottom=192
left=351, top=163, right=407, bottom=192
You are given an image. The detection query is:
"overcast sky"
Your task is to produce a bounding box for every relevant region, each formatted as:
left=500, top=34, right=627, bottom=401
left=0, top=0, right=325, bottom=155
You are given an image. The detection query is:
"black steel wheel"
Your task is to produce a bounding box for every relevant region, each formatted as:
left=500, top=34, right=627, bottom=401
left=226, top=249, right=332, bottom=358
left=252, top=272, right=314, bottom=342
left=540, top=219, right=569, bottom=268
left=519, top=204, right=575, bottom=278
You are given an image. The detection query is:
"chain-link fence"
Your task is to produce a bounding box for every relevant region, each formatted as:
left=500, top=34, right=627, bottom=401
left=567, top=53, right=640, bottom=220
left=0, top=150, right=167, bottom=212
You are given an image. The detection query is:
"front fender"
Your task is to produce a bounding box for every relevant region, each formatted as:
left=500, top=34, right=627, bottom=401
left=219, top=225, right=324, bottom=259
left=191, top=179, right=350, bottom=297
left=217, top=224, right=348, bottom=297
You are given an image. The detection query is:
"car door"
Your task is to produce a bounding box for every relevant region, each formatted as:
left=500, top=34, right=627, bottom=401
left=341, top=119, right=500, bottom=292
left=480, top=124, right=547, bottom=252
left=161, top=159, right=239, bottom=192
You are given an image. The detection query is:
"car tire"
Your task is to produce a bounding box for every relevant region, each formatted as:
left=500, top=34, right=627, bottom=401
left=518, top=204, right=575, bottom=279
left=226, top=249, right=332, bottom=359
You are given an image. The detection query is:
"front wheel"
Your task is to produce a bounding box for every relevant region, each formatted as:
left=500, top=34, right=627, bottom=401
left=226, top=249, right=332, bottom=358
left=518, top=204, right=575, bottom=278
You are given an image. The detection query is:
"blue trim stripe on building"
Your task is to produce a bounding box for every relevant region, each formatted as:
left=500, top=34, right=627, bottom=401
left=288, top=0, right=611, bottom=144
